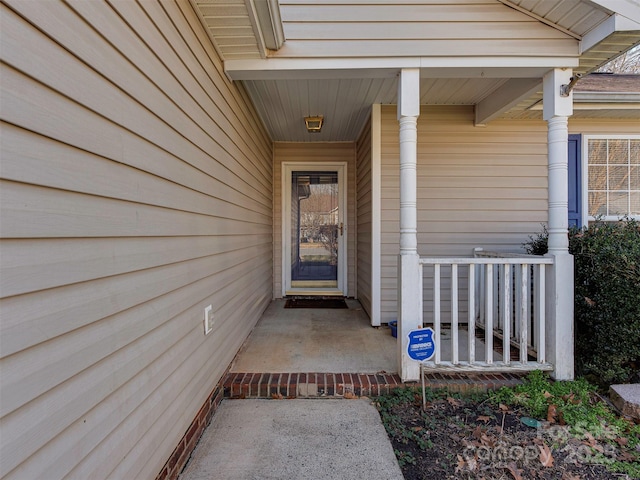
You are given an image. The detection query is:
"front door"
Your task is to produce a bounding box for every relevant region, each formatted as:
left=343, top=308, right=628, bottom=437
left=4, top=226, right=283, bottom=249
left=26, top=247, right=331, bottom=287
left=283, top=163, right=347, bottom=296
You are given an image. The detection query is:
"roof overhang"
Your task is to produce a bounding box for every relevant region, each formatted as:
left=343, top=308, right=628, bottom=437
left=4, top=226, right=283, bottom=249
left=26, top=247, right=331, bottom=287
left=224, top=58, right=581, bottom=82
left=189, top=0, right=640, bottom=140
left=587, top=0, right=640, bottom=24
left=530, top=91, right=640, bottom=110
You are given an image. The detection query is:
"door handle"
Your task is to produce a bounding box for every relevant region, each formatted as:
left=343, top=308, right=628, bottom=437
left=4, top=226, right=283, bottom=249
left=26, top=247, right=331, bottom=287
left=339, top=222, right=344, bottom=236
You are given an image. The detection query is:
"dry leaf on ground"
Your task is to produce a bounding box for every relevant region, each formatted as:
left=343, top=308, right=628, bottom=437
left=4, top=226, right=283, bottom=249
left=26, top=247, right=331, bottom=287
left=505, top=461, right=524, bottom=480
left=562, top=473, right=581, bottom=480
left=538, top=443, right=554, bottom=467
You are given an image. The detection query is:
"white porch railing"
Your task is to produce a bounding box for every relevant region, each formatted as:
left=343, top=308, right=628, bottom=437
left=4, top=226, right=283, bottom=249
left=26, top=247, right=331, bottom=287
left=418, top=250, right=554, bottom=373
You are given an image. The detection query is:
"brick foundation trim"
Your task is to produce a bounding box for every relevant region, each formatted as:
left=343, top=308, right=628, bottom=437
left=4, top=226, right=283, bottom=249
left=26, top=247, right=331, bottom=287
left=155, top=384, right=225, bottom=480
left=223, top=371, right=526, bottom=398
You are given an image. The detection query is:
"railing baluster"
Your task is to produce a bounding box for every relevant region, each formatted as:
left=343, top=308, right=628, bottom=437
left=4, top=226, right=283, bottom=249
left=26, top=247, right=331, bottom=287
left=485, top=264, right=494, bottom=364
left=526, top=265, right=532, bottom=349
left=419, top=263, right=424, bottom=327
left=468, top=264, right=476, bottom=364
left=496, top=265, right=503, bottom=332
left=514, top=264, right=521, bottom=342
left=451, top=264, right=458, bottom=364
left=532, top=265, right=539, bottom=351
left=502, top=264, right=511, bottom=365
left=478, top=264, right=485, bottom=327
left=520, top=264, right=528, bottom=363
left=434, top=264, right=441, bottom=365
left=418, top=254, right=553, bottom=373
left=537, top=265, right=546, bottom=363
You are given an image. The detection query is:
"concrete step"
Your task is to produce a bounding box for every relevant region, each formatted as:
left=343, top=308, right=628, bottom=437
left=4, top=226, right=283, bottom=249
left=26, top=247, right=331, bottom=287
left=609, top=384, right=640, bottom=420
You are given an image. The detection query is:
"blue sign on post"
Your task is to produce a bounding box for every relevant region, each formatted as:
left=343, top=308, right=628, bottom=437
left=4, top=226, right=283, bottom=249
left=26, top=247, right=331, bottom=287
left=407, top=328, right=436, bottom=361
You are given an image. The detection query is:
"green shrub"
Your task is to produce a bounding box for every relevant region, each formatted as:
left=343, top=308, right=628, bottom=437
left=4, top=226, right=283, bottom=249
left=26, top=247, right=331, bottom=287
left=524, top=218, right=640, bottom=385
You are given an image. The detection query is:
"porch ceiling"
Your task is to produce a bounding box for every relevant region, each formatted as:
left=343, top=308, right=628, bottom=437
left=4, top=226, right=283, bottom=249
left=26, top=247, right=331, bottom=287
left=191, top=0, right=640, bottom=141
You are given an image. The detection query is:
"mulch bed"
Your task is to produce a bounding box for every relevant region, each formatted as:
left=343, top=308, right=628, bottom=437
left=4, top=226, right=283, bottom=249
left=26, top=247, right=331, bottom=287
left=378, top=392, right=638, bottom=480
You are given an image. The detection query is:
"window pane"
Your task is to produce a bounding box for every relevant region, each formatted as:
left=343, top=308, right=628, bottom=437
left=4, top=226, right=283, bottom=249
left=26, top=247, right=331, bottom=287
left=587, top=137, right=639, bottom=219
left=588, top=191, right=607, bottom=216
left=588, top=139, right=607, bottom=164
left=588, top=165, right=607, bottom=190
left=631, top=192, right=640, bottom=216
left=608, top=165, right=629, bottom=191
left=608, top=139, right=629, bottom=165
left=631, top=140, right=640, bottom=165
left=631, top=165, right=640, bottom=190
left=609, top=192, right=628, bottom=216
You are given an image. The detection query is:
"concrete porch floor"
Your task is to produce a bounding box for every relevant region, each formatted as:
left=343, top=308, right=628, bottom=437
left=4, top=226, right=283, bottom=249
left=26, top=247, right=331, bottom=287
left=223, top=299, right=525, bottom=400
left=230, top=298, right=397, bottom=374
left=229, top=298, right=502, bottom=375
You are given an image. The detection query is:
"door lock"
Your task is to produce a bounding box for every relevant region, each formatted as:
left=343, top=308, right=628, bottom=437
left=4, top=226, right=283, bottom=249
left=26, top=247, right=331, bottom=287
left=339, top=222, right=344, bottom=236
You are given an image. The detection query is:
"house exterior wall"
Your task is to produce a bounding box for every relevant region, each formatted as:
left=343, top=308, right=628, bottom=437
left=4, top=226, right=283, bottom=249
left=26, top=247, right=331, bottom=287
left=356, top=115, right=373, bottom=316
left=273, top=142, right=356, bottom=297
left=569, top=118, right=640, bottom=135
left=378, top=106, right=640, bottom=323
left=0, top=2, right=272, bottom=479
left=380, top=104, right=549, bottom=323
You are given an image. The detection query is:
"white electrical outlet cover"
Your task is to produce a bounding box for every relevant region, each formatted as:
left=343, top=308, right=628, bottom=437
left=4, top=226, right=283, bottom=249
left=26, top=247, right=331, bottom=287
left=204, top=305, right=214, bottom=334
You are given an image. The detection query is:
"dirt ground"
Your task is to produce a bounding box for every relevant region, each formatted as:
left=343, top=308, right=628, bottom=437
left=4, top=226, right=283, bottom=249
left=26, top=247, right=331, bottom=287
left=377, top=391, right=639, bottom=480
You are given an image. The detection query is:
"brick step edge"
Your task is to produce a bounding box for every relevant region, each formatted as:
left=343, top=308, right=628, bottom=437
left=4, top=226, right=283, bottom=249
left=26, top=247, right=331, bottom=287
left=223, top=372, right=527, bottom=399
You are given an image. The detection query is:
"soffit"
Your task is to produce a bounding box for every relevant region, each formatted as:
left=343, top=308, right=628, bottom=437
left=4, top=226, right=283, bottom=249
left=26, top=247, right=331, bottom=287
left=496, top=0, right=611, bottom=37
left=245, top=77, right=511, bottom=142
left=191, top=0, right=263, bottom=60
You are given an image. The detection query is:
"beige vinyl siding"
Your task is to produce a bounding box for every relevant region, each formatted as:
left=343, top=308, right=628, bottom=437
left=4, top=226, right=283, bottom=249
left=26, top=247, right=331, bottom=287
left=380, top=105, right=548, bottom=323
left=273, top=142, right=356, bottom=297
left=569, top=118, right=640, bottom=135
left=277, top=1, right=577, bottom=58
left=0, top=1, right=272, bottom=479
left=356, top=116, right=373, bottom=317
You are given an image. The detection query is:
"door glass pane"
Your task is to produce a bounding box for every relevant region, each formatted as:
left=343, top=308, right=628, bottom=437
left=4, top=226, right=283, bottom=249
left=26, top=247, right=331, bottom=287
left=291, top=171, right=339, bottom=288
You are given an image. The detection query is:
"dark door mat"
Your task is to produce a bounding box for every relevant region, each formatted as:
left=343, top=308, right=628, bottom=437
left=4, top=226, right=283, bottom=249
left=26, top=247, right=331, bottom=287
left=284, top=297, right=348, bottom=309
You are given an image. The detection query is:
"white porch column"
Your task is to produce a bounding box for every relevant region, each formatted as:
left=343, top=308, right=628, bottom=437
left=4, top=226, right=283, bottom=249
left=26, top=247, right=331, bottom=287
left=397, top=68, right=421, bottom=382
left=543, top=68, right=574, bottom=380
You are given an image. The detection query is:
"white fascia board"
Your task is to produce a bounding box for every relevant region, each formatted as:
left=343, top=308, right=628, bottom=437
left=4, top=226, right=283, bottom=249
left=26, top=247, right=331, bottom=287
left=573, top=102, right=640, bottom=109
left=587, top=0, right=640, bottom=24
left=581, top=14, right=640, bottom=52
left=225, top=57, right=580, bottom=81
left=250, top=0, right=285, bottom=51
left=575, top=92, right=640, bottom=102
left=475, top=78, right=542, bottom=125
left=530, top=92, right=640, bottom=110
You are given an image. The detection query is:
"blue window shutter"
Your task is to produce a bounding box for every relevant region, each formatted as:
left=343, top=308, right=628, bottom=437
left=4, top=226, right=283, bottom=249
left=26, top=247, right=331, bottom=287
left=568, top=134, right=582, bottom=227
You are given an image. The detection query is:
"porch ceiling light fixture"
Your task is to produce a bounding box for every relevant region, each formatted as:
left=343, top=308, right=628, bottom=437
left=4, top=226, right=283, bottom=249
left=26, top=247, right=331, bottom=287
left=304, top=115, right=324, bottom=133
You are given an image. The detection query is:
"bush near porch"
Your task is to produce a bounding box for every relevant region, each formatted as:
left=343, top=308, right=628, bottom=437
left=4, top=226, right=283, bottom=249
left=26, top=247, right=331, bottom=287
left=525, top=219, right=640, bottom=386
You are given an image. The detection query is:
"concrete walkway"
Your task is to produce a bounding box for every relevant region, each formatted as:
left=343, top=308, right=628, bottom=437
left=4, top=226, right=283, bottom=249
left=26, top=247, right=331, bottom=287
left=179, top=398, right=404, bottom=480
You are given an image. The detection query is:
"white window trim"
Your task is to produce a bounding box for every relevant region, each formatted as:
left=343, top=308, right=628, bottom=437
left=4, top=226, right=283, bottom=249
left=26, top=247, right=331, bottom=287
left=582, top=134, right=640, bottom=225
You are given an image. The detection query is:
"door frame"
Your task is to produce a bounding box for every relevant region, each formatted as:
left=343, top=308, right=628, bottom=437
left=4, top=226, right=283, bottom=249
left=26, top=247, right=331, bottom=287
left=282, top=162, right=348, bottom=297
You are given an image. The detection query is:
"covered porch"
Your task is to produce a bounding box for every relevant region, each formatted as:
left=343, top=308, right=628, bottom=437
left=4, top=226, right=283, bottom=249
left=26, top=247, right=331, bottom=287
left=222, top=298, right=528, bottom=398
left=193, top=1, right=639, bottom=383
